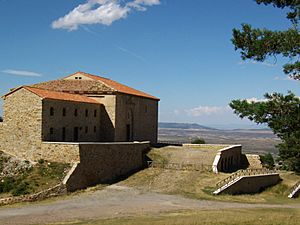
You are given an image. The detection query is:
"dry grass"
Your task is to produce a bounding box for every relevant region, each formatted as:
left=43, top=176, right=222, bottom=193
left=68, top=208, right=300, bottom=225
left=149, top=146, right=222, bottom=165
left=121, top=146, right=300, bottom=204
left=185, top=144, right=229, bottom=151
left=121, top=167, right=300, bottom=204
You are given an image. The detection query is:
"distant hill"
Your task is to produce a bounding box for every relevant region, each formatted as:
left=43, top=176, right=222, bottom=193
left=158, top=122, right=217, bottom=130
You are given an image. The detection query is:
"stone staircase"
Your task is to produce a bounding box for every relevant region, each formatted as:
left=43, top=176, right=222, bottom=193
left=213, top=168, right=278, bottom=195
left=288, top=180, right=300, bottom=198
left=245, top=154, right=263, bottom=169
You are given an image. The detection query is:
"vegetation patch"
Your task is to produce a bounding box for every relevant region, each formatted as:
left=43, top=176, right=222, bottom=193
left=120, top=148, right=300, bottom=204
left=0, top=152, right=70, bottom=197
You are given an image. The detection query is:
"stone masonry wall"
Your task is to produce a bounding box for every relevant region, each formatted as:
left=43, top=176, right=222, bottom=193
left=0, top=123, right=3, bottom=145
left=213, top=145, right=242, bottom=173
left=42, top=99, right=101, bottom=142
left=115, top=94, right=158, bottom=144
left=89, top=94, right=116, bottom=142
left=41, top=142, right=80, bottom=163
left=0, top=89, right=43, bottom=161
left=220, top=174, right=280, bottom=194
left=65, top=141, right=150, bottom=191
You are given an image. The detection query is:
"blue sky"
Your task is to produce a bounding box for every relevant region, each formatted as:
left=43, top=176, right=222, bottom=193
left=0, top=0, right=299, bottom=129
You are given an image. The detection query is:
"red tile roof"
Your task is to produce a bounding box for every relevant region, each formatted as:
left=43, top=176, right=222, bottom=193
left=4, top=86, right=99, bottom=104
left=66, top=71, right=160, bottom=101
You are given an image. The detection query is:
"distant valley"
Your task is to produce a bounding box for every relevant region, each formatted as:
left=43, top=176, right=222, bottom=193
left=158, top=122, right=280, bottom=155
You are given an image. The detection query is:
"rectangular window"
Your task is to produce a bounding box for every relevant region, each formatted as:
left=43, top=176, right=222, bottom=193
left=85, top=126, right=88, bottom=134
left=73, top=127, right=79, bottom=141
left=50, top=107, right=54, bottom=116
left=50, top=127, right=54, bottom=135
left=62, top=127, right=66, bottom=141
left=94, top=126, right=96, bottom=133
left=94, top=109, right=97, bottom=117
left=63, top=108, right=66, bottom=116
left=85, top=109, right=88, bottom=117
left=74, top=109, right=78, bottom=117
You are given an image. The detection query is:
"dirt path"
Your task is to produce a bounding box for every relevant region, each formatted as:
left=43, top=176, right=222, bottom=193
left=0, top=185, right=299, bottom=225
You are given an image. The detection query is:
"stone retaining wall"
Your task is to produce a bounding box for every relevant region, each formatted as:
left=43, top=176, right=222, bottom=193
left=213, top=145, right=242, bottom=173
left=41, top=142, right=80, bottom=163
left=0, top=183, right=66, bottom=206
left=65, top=141, right=150, bottom=191
left=218, top=173, right=280, bottom=195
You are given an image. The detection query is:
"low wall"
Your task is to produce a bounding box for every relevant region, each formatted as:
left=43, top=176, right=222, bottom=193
left=220, top=174, right=280, bottom=195
left=41, top=142, right=80, bottom=163
left=0, top=183, right=66, bottom=206
left=213, top=145, right=242, bottom=173
left=64, top=141, right=150, bottom=191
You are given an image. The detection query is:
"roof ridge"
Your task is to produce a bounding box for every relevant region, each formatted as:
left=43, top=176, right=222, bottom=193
left=69, top=71, right=160, bottom=101
left=77, top=72, right=118, bottom=91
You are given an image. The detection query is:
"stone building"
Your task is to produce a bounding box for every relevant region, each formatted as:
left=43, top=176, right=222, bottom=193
left=0, top=72, right=159, bottom=162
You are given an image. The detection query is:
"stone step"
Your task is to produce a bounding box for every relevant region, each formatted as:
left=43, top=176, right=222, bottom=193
left=288, top=181, right=300, bottom=198
left=245, top=154, right=263, bottom=169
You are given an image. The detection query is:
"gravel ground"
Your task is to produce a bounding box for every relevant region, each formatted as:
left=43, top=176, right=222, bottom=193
left=0, top=184, right=299, bottom=225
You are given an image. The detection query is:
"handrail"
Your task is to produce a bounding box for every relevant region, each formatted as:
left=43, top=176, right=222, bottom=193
left=216, top=168, right=278, bottom=189
left=147, top=161, right=212, bottom=172
left=290, top=180, right=300, bottom=195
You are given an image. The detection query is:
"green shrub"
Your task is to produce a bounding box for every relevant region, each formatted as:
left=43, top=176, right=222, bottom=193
left=0, top=177, right=16, bottom=193
left=11, top=182, right=30, bottom=196
left=191, top=138, right=205, bottom=144
left=260, top=153, right=275, bottom=169
left=38, top=159, right=45, bottom=164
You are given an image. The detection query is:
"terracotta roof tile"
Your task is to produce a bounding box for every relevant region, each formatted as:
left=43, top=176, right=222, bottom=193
left=68, top=71, right=160, bottom=101
left=4, top=86, right=99, bottom=104
left=31, top=80, right=113, bottom=93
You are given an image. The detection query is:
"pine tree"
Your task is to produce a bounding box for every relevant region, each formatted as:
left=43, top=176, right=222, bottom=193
left=230, top=0, right=300, bottom=171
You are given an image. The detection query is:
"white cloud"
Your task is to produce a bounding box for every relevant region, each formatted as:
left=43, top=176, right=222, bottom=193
left=245, top=97, right=268, bottom=103
left=185, top=106, right=229, bottom=117
left=2, top=69, right=43, bottom=77
left=52, top=0, right=161, bottom=31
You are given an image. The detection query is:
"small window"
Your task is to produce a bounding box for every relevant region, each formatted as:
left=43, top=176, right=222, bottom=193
left=85, top=126, right=88, bottom=134
left=94, top=126, right=96, bottom=133
left=74, top=109, right=78, bottom=117
left=94, top=110, right=97, bottom=117
left=62, top=127, right=66, bottom=141
left=63, top=108, right=66, bottom=116
left=79, top=77, right=82, bottom=80
left=75, top=77, right=78, bottom=80
left=85, top=109, right=88, bottom=117
left=50, top=107, right=54, bottom=116
left=50, top=127, right=54, bottom=135
left=145, top=106, right=148, bottom=113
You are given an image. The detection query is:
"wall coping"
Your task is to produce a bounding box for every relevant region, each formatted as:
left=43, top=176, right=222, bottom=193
left=218, top=145, right=242, bottom=153
left=42, top=141, right=150, bottom=145
left=212, top=145, right=242, bottom=173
